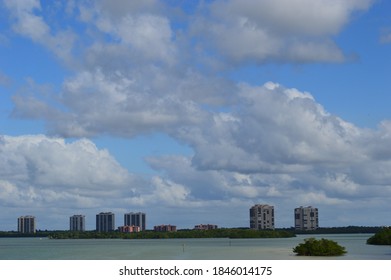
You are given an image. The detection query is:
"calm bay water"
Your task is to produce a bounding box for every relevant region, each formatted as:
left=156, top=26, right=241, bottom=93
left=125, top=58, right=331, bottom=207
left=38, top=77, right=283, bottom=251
left=0, top=234, right=390, bottom=260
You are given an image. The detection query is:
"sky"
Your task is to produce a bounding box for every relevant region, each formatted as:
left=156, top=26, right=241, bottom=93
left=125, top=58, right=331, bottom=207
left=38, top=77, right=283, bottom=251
left=0, top=0, right=391, bottom=231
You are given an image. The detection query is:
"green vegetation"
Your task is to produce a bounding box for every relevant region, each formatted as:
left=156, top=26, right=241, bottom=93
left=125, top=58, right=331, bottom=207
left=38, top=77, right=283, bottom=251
left=291, top=226, right=382, bottom=235
left=47, top=228, right=295, bottom=239
left=293, top=238, right=347, bottom=256
left=0, top=231, right=48, bottom=238
left=366, top=227, right=391, bottom=245
left=1, top=226, right=384, bottom=240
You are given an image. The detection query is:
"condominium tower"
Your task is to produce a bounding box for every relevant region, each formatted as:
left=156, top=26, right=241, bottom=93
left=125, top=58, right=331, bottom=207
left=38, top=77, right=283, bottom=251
left=17, top=216, right=36, bottom=234
left=249, top=204, right=275, bottom=230
left=96, top=212, right=115, bottom=232
left=124, top=212, right=146, bottom=231
left=294, top=206, right=319, bottom=231
left=70, top=215, right=85, bottom=231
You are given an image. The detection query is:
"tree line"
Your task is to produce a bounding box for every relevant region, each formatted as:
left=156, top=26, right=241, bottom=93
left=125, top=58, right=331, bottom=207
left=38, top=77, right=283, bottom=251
left=47, top=228, right=295, bottom=239
left=0, top=226, right=385, bottom=239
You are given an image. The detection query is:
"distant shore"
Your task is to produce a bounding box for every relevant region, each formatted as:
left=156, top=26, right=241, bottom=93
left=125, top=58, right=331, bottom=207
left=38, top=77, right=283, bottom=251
left=0, top=226, right=384, bottom=239
left=48, top=228, right=295, bottom=239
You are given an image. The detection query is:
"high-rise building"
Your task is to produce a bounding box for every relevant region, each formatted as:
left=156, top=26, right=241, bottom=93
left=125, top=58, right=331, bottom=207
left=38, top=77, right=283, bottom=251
left=96, top=212, right=115, bottom=232
left=294, top=206, right=319, bottom=231
left=17, top=216, right=36, bottom=234
left=249, top=204, right=275, bottom=230
left=124, top=212, right=146, bottom=231
left=70, top=215, right=85, bottom=231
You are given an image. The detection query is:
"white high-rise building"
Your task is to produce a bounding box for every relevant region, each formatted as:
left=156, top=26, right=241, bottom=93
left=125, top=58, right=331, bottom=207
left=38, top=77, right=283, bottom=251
left=70, top=215, right=85, bottom=231
left=249, top=204, right=275, bottom=230
left=294, top=206, right=319, bottom=231
left=18, top=216, right=36, bottom=234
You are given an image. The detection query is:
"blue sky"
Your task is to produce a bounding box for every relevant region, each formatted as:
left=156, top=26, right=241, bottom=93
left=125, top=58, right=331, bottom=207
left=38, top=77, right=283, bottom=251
left=0, top=0, right=391, bottom=231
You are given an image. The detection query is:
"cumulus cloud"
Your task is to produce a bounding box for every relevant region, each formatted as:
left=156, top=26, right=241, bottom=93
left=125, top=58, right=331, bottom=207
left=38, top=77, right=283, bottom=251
left=79, top=2, right=177, bottom=66
left=3, top=0, right=373, bottom=67
left=4, top=0, right=76, bottom=62
left=11, top=65, right=236, bottom=138
left=175, top=82, right=361, bottom=174
left=146, top=82, right=391, bottom=226
left=0, top=135, right=139, bottom=228
left=0, top=134, right=249, bottom=229
left=0, top=135, right=133, bottom=192
left=192, top=0, right=372, bottom=63
left=7, top=0, right=373, bottom=137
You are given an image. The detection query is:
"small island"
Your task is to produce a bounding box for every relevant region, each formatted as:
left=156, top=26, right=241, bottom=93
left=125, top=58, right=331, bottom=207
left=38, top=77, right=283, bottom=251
left=293, top=238, right=347, bottom=256
left=366, top=227, right=391, bottom=245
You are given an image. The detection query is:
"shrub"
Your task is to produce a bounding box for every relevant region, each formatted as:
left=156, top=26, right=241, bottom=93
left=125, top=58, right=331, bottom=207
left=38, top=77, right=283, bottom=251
left=293, top=238, right=346, bottom=256
left=367, top=227, right=391, bottom=245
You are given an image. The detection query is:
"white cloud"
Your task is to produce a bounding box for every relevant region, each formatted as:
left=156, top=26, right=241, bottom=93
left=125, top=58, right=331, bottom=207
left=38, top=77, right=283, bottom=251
left=82, top=0, right=164, bottom=21
left=4, top=0, right=76, bottom=62
left=193, top=0, right=372, bottom=63
left=143, top=149, right=391, bottom=227
left=4, top=0, right=47, bottom=39
left=74, top=0, right=177, bottom=67
left=175, top=82, right=362, bottom=175
left=213, top=0, right=372, bottom=36
left=0, top=135, right=132, bottom=189
left=143, top=82, right=391, bottom=227
left=0, top=134, right=138, bottom=217
left=0, top=134, right=154, bottom=229
left=56, top=69, right=209, bottom=137
left=4, top=0, right=373, bottom=67
left=11, top=65, right=235, bottom=138
left=101, top=14, right=176, bottom=63
left=7, top=0, right=372, bottom=138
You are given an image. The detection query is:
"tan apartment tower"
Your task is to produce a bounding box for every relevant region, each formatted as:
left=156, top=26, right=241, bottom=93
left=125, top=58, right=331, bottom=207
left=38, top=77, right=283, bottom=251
left=294, top=206, right=319, bottom=231
left=249, top=204, right=275, bottom=230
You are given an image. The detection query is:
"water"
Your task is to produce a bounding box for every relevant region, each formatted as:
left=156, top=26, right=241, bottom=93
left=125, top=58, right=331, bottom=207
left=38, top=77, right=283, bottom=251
left=0, top=234, right=390, bottom=260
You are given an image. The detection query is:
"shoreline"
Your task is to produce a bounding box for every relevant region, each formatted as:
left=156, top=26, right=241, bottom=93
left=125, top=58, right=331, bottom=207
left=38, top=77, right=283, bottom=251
left=0, top=226, right=384, bottom=239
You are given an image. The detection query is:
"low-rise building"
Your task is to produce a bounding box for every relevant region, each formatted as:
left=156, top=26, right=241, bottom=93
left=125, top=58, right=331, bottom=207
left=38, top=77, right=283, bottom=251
left=194, top=224, right=218, bottom=230
left=154, top=224, right=177, bottom=232
left=118, top=225, right=141, bottom=233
